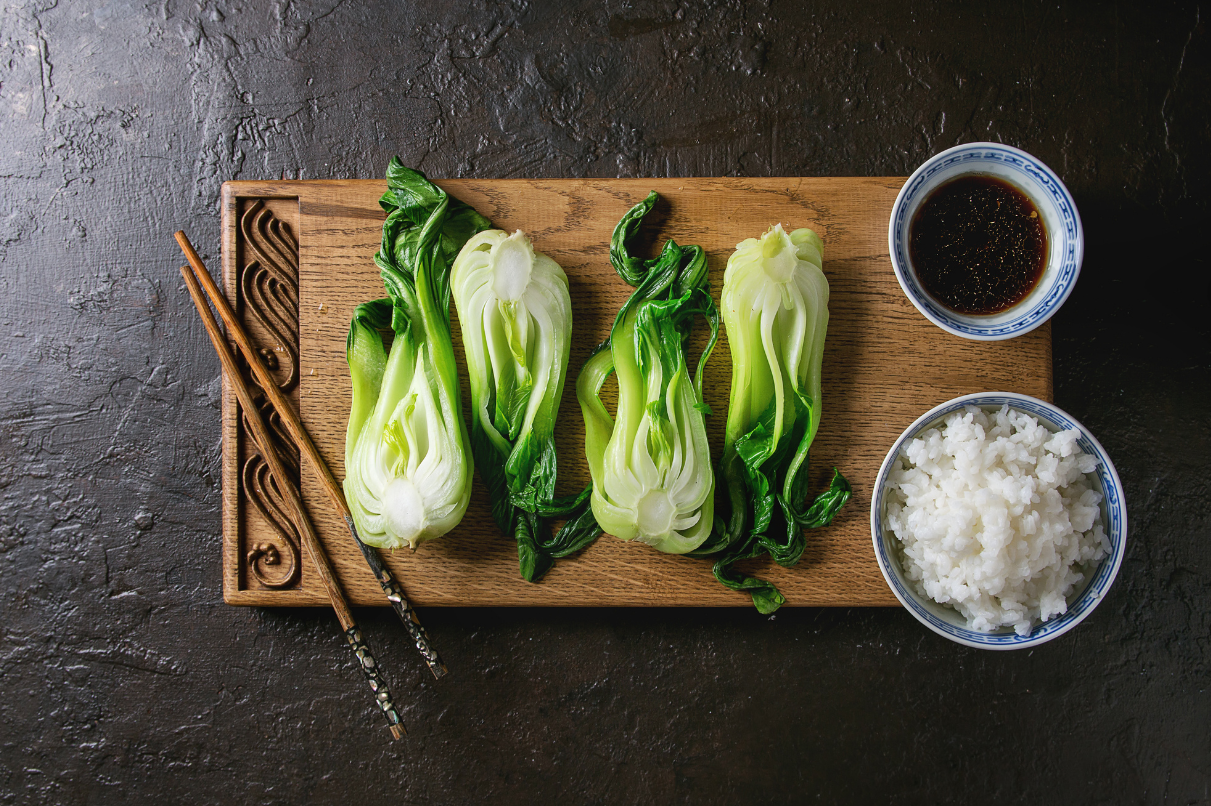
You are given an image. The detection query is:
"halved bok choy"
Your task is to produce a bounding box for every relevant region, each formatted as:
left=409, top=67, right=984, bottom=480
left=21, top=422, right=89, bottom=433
left=577, top=191, right=720, bottom=554
left=451, top=230, right=599, bottom=581
left=344, top=159, right=491, bottom=550
left=692, top=224, right=851, bottom=613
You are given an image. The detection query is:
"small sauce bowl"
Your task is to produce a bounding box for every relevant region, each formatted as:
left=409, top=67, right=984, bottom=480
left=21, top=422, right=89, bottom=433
left=888, top=143, right=1083, bottom=340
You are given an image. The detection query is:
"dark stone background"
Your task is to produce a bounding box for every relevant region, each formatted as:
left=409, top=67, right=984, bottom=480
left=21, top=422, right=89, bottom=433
left=1, top=1, right=1208, bottom=803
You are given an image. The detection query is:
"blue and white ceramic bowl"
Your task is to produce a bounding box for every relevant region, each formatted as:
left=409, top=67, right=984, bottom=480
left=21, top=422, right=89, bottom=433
left=888, top=143, right=1083, bottom=340
left=870, top=393, right=1126, bottom=650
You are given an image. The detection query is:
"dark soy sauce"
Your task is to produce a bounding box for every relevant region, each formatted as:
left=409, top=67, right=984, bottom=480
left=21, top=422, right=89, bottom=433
left=909, top=175, right=1048, bottom=315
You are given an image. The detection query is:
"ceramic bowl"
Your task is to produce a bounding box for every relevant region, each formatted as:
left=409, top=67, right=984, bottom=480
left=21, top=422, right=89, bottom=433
left=870, top=392, right=1126, bottom=650
left=888, top=143, right=1083, bottom=340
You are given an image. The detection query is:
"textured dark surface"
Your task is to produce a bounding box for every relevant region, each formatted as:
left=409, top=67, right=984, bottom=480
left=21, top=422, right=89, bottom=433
left=1, top=1, right=1208, bottom=803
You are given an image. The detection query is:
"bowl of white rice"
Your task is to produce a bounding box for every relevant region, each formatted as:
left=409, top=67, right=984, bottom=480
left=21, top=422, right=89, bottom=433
left=871, top=393, right=1126, bottom=649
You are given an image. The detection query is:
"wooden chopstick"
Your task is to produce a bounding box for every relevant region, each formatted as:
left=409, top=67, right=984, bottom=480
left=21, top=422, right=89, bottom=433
left=174, top=231, right=447, bottom=679
left=179, top=264, right=405, bottom=739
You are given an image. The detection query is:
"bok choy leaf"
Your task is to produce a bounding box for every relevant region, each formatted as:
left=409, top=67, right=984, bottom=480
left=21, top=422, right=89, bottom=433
left=451, top=230, right=598, bottom=581
left=343, top=158, right=491, bottom=550
left=695, top=224, right=851, bottom=613
left=577, top=191, right=720, bottom=555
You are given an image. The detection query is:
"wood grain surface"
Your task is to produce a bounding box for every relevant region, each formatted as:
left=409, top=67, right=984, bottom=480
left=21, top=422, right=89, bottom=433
left=220, top=177, right=1052, bottom=607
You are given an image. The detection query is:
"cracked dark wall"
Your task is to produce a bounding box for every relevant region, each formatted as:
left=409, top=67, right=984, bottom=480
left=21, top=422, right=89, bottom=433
left=1, top=1, right=1208, bottom=803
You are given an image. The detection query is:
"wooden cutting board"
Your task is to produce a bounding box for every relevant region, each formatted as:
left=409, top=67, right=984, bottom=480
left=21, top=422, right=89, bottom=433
left=219, top=177, right=1051, bottom=607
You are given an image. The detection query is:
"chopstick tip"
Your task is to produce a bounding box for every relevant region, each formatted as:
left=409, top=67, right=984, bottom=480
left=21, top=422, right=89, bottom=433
left=174, top=230, right=200, bottom=263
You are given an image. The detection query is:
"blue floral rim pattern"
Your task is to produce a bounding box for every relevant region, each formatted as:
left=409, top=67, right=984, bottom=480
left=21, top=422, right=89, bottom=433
left=871, top=395, right=1126, bottom=649
left=890, top=144, right=1083, bottom=339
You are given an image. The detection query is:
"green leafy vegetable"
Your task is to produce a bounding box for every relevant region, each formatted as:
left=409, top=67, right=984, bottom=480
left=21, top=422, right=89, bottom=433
left=343, top=158, right=491, bottom=550
left=695, top=224, right=851, bottom=612
left=451, top=230, right=598, bottom=580
left=577, top=191, right=720, bottom=554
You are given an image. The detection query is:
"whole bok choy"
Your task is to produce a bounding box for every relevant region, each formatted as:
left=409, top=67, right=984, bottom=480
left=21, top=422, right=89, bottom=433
left=344, top=159, right=491, bottom=550
left=577, top=192, right=719, bottom=554
left=693, top=224, right=851, bottom=613
left=451, top=230, right=599, bottom=581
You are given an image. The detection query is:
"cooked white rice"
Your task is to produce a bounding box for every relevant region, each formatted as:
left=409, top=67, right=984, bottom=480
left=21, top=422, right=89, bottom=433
left=885, top=404, right=1110, bottom=636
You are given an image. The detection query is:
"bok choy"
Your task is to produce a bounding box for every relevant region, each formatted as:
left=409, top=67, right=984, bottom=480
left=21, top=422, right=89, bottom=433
left=577, top=192, right=719, bottom=554
left=344, top=158, right=491, bottom=550
left=694, top=224, right=851, bottom=613
left=451, top=230, right=599, bottom=581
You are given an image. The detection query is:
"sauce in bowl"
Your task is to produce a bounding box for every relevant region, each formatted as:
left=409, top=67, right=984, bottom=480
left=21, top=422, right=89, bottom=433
left=909, top=175, right=1048, bottom=315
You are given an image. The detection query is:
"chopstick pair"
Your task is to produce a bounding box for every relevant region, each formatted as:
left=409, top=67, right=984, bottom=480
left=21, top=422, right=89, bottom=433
left=175, top=231, right=446, bottom=739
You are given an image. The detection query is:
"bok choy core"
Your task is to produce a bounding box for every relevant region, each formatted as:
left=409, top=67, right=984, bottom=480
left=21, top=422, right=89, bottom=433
left=451, top=230, right=599, bottom=581
left=695, top=224, right=851, bottom=613
left=577, top=191, right=719, bottom=554
left=344, top=159, right=491, bottom=550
